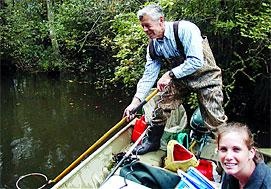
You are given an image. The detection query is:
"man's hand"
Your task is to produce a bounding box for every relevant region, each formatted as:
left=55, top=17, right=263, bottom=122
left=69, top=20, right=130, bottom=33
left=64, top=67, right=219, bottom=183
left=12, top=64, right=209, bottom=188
left=123, top=97, right=141, bottom=121
left=157, top=71, right=172, bottom=91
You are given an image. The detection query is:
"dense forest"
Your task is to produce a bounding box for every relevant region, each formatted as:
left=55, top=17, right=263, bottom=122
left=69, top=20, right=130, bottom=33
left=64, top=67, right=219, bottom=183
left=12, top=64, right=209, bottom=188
left=1, top=0, right=270, bottom=143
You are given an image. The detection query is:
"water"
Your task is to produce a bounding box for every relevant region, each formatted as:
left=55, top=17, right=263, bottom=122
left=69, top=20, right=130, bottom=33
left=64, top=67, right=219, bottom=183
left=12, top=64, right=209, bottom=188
left=0, top=73, right=131, bottom=188
left=1, top=72, right=270, bottom=188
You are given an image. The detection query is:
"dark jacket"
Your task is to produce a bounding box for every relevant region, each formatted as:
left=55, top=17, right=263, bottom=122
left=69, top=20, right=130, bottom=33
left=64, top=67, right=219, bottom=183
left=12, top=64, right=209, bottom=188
left=221, top=162, right=271, bottom=189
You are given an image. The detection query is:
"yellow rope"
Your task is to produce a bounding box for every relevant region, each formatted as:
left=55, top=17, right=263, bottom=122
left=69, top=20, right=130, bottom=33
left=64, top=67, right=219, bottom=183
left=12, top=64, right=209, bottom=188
left=189, top=140, right=197, bottom=154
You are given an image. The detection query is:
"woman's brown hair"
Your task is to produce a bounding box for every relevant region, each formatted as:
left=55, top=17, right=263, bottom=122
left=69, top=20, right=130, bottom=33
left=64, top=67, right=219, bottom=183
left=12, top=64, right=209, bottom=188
left=216, top=122, right=263, bottom=163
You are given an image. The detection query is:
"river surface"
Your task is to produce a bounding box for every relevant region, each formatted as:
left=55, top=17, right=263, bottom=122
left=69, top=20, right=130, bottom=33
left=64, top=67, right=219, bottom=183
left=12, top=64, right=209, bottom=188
left=1, top=72, right=270, bottom=188
left=0, top=73, right=131, bottom=188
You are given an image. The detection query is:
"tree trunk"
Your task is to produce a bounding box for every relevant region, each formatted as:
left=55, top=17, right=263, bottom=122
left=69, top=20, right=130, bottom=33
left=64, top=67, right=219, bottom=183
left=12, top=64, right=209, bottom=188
left=46, top=0, right=60, bottom=57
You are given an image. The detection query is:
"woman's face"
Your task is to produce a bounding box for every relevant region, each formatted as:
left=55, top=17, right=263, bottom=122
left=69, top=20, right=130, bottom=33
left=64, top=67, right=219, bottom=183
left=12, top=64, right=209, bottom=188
left=218, top=131, right=255, bottom=178
left=139, top=15, right=164, bottom=39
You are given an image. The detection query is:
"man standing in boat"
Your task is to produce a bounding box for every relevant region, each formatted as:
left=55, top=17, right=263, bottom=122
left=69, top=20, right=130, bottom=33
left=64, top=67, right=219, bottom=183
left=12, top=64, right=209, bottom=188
left=123, top=4, right=227, bottom=155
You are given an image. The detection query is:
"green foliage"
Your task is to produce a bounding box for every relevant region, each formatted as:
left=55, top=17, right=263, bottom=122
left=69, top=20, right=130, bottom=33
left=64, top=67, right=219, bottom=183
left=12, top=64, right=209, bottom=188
left=54, top=0, right=104, bottom=51
left=1, top=0, right=269, bottom=113
left=220, top=1, right=271, bottom=107
left=236, top=2, right=271, bottom=48
left=1, top=0, right=141, bottom=73
left=1, top=1, right=46, bottom=70
left=94, top=0, right=148, bottom=89
left=108, top=12, right=147, bottom=88
left=187, top=93, right=199, bottom=110
left=154, top=0, right=270, bottom=109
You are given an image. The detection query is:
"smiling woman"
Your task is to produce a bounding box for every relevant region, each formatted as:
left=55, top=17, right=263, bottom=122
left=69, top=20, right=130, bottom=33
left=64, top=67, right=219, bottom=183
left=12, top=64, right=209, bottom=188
left=216, top=122, right=271, bottom=189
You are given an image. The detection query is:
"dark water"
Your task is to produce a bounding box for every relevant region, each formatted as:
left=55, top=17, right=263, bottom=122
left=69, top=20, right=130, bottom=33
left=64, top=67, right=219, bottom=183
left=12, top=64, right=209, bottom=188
left=1, top=72, right=270, bottom=188
left=0, top=73, right=131, bottom=188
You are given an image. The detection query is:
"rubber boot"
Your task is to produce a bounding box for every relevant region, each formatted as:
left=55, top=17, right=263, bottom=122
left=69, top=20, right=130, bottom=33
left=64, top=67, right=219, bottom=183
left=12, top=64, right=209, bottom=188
left=133, top=119, right=166, bottom=155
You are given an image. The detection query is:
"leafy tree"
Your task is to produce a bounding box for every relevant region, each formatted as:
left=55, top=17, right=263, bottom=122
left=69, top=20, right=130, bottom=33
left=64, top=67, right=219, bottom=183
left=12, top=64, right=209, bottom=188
left=105, top=12, right=147, bottom=88
left=1, top=0, right=51, bottom=71
left=107, top=0, right=270, bottom=122
left=1, top=0, right=270, bottom=123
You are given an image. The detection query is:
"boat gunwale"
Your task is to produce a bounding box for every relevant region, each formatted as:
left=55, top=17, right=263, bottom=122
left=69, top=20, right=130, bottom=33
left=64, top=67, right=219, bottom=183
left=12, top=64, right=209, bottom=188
left=52, top=120, right=135, bottom=188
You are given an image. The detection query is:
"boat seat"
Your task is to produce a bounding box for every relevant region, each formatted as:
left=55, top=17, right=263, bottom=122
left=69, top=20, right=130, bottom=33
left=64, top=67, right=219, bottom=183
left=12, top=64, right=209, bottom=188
left=138, top=150, right=166, bottom=167
left=124, top=143, right=166, bottom=167
left=99, top=175, right=150, bottom=189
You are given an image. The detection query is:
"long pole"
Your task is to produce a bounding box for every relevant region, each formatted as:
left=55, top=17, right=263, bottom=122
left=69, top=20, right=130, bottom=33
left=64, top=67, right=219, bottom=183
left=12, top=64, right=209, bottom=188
left=102, top=125, right=149, bottom=185
left=50, top=89, right=158, bottom=184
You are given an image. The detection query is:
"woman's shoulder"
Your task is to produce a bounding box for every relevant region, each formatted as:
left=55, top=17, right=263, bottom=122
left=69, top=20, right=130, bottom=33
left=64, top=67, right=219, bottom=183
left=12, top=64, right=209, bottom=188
left=256, top=162, right=271, bottom=188
left=257, top=161, right=271, bottom=172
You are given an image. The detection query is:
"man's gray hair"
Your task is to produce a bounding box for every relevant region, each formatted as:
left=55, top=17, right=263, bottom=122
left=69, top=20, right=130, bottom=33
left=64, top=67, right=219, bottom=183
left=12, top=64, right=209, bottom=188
left=137, top=4, right=164, bottom=21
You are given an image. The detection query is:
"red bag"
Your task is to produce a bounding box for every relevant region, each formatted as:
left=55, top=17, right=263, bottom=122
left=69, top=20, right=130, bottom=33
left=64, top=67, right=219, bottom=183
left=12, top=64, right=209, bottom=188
left=196, top=159, right=214, bottom=181
left=131, top=115, right=147, bottom=143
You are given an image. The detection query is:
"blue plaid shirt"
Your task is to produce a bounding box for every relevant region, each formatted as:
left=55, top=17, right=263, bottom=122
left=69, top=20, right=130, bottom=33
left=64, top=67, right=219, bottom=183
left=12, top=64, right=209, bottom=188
left=135, top=20, right=204, bottom=101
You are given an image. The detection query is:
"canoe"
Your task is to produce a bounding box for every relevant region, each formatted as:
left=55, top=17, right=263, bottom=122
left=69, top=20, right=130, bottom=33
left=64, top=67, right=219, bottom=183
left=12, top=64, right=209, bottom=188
left=51, top=116, right=223, bottom=189
left=51, top=119, right=167, bottom=188
left=51, top=116, right=271, bottom=188
left=50, top=93, right=270, bottom=189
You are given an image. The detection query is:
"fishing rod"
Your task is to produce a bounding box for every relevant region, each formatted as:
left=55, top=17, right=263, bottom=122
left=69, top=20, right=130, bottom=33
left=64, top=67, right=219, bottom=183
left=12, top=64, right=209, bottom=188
left=101, top=124, right=149, bottom=185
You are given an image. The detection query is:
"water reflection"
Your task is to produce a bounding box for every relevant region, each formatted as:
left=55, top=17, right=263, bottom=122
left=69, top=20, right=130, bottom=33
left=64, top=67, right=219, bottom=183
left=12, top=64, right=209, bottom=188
left=10, top=123, right=40, bottom=161
left=1, top=73, right=130, bottom=188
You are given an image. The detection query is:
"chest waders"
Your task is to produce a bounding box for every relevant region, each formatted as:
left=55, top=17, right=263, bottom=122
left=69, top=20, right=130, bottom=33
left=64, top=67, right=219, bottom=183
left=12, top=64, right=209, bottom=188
left=133, top=91, right=169, bottom=155
left=133, top=22, right=186, bottom=155
left=133, top=22, right=224, bottom=155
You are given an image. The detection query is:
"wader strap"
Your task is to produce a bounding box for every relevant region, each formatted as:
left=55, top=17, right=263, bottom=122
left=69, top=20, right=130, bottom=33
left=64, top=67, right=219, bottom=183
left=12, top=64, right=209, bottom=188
left=149, top=21, right=186, bottom=60
left=148, top=39, right=162, bottom=60
left=173, top=21, right=186, bottom=59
